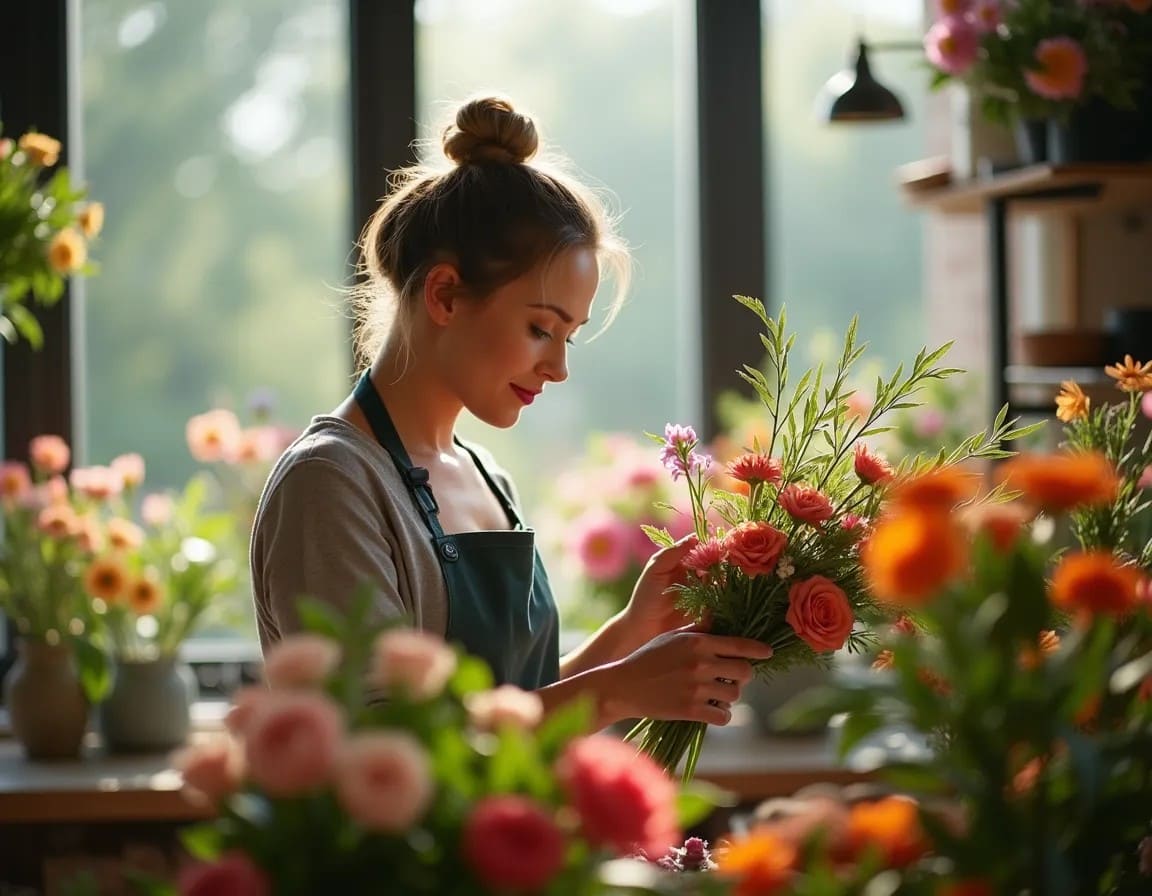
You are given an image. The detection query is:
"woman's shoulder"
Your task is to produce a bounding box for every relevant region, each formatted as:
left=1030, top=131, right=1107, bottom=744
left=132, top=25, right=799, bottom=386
left=266, top=415, right=400, bottom=494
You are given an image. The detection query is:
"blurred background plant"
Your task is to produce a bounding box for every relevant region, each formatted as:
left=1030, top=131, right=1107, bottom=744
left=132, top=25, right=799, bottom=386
left=0, top=124, right=103, bottom=348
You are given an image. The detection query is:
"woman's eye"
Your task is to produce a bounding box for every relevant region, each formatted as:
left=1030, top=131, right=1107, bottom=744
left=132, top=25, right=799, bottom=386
left=530, top=325, right=551, bottom=340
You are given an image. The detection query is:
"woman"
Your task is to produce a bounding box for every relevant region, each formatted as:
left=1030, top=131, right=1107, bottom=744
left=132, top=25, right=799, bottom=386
left=250, top=95, right=771, bottom=730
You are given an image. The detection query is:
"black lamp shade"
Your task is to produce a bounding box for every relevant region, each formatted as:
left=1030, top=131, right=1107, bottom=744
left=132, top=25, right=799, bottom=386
left=819, top=41, right=905, bottom=123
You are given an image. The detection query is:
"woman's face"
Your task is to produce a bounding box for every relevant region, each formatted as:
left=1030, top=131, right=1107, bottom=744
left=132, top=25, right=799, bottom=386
left=438, top=245, right=599, bottom=428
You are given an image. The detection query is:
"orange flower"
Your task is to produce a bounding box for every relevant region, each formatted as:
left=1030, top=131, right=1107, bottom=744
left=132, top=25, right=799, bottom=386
left=1055, top=380, right=1090, bottom=422
left=106, top=518, right=144, bottom=552
left=47, top=228, right=87, bottom=273
left=127, top=574, right=165, bottom=615
left=853, top=443, right=893, bottom=485
left=846, top=797, right=927, bottom=868
left=1019, top=629, right=1061, bottom=670
left=872, top=649, right=894, bottom=671
left=77, top=202, right=104, bottom=238
left=888, top=466, right=979, bottom=511
left=727, top=453, right=782, bottom=487
left=917, top=667, right=952, bottom=696
left=186, top=409, right=242, bottom=463
left=961, top=502, right=1033, bottom=553
left=862, top=509, right=967, bottom=605
left=84, top=556, right=128, bottom=604
left=996, top=452, right=1118, bottom=513
left=717, top=831, right=797, bottom=896
left=17, top=131, right=61, bottom=166
left=1049, top=551, right=1142, bottom=616
left=36, top=504, right=79, bottom=539
left=938, top=879, right=995, bottom=896
left=1105, top=355, right=1152, bottom=393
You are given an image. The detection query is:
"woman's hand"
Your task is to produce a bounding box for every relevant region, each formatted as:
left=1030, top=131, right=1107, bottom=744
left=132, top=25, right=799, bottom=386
left=618, top=536, right=701, bottom=651
left=596, top=625, right=774, bottom=727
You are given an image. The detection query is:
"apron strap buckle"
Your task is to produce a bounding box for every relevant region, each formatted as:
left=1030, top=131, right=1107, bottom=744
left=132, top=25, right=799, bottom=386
left=405, top=466, right=440, bottom=515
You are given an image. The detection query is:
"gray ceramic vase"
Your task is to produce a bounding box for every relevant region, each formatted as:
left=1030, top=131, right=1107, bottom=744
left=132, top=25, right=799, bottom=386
left=98, top=656, right=198, bottom=754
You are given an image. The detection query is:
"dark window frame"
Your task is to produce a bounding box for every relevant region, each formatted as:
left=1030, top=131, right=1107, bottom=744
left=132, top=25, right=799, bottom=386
left=0, top=0, right=766, bottom=672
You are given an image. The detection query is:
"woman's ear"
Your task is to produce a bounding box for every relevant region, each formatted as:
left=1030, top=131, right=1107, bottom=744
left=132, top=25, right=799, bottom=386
left=423, top=263, right=463, bottom=326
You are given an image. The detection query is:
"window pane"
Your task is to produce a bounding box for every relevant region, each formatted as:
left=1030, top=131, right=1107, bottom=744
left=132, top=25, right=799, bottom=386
left=416, top=0, right=692, bottom=516
left=765, top=0, right=925, bottom=363
left=80, top=0, right=350, bottom=635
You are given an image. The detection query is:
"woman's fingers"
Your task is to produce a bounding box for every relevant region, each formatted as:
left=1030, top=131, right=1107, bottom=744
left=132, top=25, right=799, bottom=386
left=700, top=634, right=775, bottom=662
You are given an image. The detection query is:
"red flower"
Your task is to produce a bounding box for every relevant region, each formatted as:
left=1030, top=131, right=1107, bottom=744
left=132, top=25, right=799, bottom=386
left=727, top=453, right=783, bottom=486
left=785, top=575, right=854, bottom=652
left=778, top=484, right=834, bottom=526
left=683, top=538, right=727, bottom=579
left=557, top=735, right=680, bottom=858
left=462, top=796, right=566, bottom=892
left=178, top=852, right=270, bottom=896
left=723, top=521, right=788, bottom=577
left=853, top=443, right=893, bottom=485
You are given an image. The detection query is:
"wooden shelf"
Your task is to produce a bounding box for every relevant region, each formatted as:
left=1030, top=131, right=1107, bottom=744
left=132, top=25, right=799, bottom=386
left=900, top=162, right=1152, bottom=215
left=1005, top=365, right=1112, bottom=386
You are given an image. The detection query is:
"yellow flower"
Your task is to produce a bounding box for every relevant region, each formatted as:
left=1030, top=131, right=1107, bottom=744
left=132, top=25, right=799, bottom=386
left=1055, top=380, right=1090, bottom=422
left=47, top=228, right=87, bottom=273
left=84, top=556, right=129, bottom=604
left=1104, top=355, right=1152, bottom=393
left=77, top=202, right=104, bottom=238
left=17, top=132, right=61, bottom=167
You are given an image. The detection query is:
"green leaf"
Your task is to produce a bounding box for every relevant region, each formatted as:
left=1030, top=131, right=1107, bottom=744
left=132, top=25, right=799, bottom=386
left=534, top=695, right=594, bottom=755
left=296, top=598, right=346, bottom=640
left=6, top=303, right=42, bottom=349
left=179, top=823, right=224, bottom=861
left=449, top=654, right=494, bottom=696
left=675, top=781, right=736, bottom=829
left=641, top=524, right=675, bottom=549
left=71, top=635, right=110, bottom=703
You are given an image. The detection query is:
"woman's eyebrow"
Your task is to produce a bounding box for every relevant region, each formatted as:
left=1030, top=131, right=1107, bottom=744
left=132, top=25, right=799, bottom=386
left=529, top=302, right=589, bottom=326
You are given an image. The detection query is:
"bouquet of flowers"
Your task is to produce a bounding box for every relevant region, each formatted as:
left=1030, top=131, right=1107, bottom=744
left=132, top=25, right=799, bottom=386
left=628, top=297, right=1039, bottom=780
left=923, top=0, right=1152, bottom=123
left=543, top=433, right=690, bottom=631
left=0, top=124, right=103, bottom=347
left=163, top=593, right=691, bottom=896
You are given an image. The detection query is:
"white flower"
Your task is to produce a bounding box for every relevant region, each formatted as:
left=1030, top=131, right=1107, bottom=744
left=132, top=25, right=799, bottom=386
left=776, top=555, right=796, bottom=579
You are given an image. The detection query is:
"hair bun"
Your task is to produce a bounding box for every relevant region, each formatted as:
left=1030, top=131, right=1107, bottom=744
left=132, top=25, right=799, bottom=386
left=442, top=96, right=539, bottom=166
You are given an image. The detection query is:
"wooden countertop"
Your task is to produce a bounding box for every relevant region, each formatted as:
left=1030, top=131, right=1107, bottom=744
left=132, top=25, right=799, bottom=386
left=0, top=704, right=873, bottom=824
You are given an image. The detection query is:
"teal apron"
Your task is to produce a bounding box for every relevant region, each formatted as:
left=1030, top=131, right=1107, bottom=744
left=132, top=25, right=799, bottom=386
left=354, top=372, right=560, bottom=689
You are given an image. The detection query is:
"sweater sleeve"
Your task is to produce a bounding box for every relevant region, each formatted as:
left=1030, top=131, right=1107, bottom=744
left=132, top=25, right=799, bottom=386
left=252, top=457, right=407, bottom=645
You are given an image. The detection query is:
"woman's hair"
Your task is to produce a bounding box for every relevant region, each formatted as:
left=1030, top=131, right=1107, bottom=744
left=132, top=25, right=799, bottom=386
left=350, top=95, right=631, bottom=367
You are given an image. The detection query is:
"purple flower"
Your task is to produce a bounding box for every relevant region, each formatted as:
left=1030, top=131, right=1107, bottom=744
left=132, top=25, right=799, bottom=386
left=660, top=423, right=711, bottom=481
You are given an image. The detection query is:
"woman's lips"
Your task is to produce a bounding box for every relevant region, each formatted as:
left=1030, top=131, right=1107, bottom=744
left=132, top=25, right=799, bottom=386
left=510, top=385, right=537, bottom=405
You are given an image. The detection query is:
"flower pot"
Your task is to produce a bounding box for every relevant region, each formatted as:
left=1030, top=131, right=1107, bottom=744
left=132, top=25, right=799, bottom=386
left=98, top=656, right=198, bottom=754
left=3, top=639, right=90, bottom=760
left=1048, top=98, right=1152, bottom=164
left=1013, top=117, right=1049, bottom=165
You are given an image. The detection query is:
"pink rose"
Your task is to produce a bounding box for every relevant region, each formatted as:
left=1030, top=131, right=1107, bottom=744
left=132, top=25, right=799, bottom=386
left=262, top=633, right=341, bottom=690
left=785, top=575, right=855, bottom=652
left=29, top=434, right=70, bottom=474
left=178, top=852, right=270, bottom=896
left=570, top=509, right=633, bottom=584
left=466, top=685, right=544, bottom=731
left=556, top=735, right=680, bottom=858
left=723, top=522, right=788, bottom=577
left=778, top=484, right=835, bottom=526
left=334, top=733, right=432, bottom=831
left=172, top=736, right=244, bottom=807
left=370, top=628, right=457, bottom=700
left=853, top=444, right=893, bottom=485
left=463, top=796, right=567, bottom=891
left=244, top=692, right=343, bottom=797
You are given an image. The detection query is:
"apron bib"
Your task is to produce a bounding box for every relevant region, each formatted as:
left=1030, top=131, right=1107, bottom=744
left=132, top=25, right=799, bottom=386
left=354, top=372, right=559, bottom=689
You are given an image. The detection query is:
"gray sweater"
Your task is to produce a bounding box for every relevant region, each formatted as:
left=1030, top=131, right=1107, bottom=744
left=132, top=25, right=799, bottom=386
left=249, top=415, right=517, bottom=654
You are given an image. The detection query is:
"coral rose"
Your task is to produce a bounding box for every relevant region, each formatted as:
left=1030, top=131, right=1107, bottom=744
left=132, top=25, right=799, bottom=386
left=172, top=736, right=244, bottom=807
left=778, top=484, right=834, bottom=525
left=785, top=575, right=854, bottom=652
left=370, top=628, right=457, bottom=700
left=853, top=443, right=892, bottom=485
left=1025, top=37, right=1087, bottom=101
left=863, top=509, right=967, bottom=605
left=334, top=732, right=432, bottom=832
left=556, top=734, right=680, bottom=858
left=1049, top=551, right=1141, bottom=616
left=244, top=692, right=343, bottom=797
left=724, top=521, right=788, bottom=577
left=263, top=633, right=341, bottom=690
left=463, top=796, right=566, bottom=891
left=996, top=452, right=1118, bottom=513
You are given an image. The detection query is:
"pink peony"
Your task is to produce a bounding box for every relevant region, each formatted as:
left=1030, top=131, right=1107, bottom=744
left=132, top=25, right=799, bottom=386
left=370, top=628, right=457, bottom=700
left=854, top=444, right=893, bottom=485
left=110, top=453, right=146, bottom=489
left=570, top=509, right=633, bottom=583
left=262, top=633, right=341, bottom=690
left=172, top=736, right=244, bottom=807
left=0, top=462, right=32, bottom=505
left=463, top=796, right=567, bottom=891
left=556, top=734, right=680, bottom=858
left=786, top=575, right=855, bottom=652
left=971, top=0, right=1002, bottom=32
left=1025, top=37, right=1087, bottom=101
left=29, top=434, right=70, bottom=475
left=683, top=537, right=727, bottom=579
left=778, top=484, right=835, bottom=526
left=723, top=521, right=788, bottom=577
left=243, top=691, right=344, bottom=797
left=141, top=492, right=175, bottom=526
left=178, top=852, right=270, bottom=896
left=924, top=15, right=980, bottom=77
left=726, top=453, right=783, bottom=486
left=334, top=732, right=432, bottom=831
left=466, top=685, right=544, bottom=731
left=186, top=409, right=242, bottom=463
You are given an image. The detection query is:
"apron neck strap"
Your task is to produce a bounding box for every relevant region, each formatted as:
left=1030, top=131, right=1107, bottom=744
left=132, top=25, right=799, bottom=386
left=353, top=371, right=445, bottom=537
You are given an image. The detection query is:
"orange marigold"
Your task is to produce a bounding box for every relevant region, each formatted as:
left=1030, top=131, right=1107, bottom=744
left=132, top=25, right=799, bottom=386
left=846, top=797, right=928, bottom=869
left=1055, top=380, right=1090, bottom=422
left=127, top=574, right=164, bottom=615
left=961, top=502, right=1034, bottom=553
left=84, top=556, right=128, bottom=604
left=862, top=509, right=967, bottom=605
left=1049, top=551, right=1142, bottom=616
left=996, top=452, right=1118, bottom=513
left=1105, top=355, right=1152, bottom=393
left=888, top=466, right=980, bottom=511
left=717, top=830, right=797, bottom=896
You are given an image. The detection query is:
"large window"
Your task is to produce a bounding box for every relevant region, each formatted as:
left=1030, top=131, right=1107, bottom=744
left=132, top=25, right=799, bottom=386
left=764, top=0, right=926, bottom=366
left=416, top=0, right=693, bottom=517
